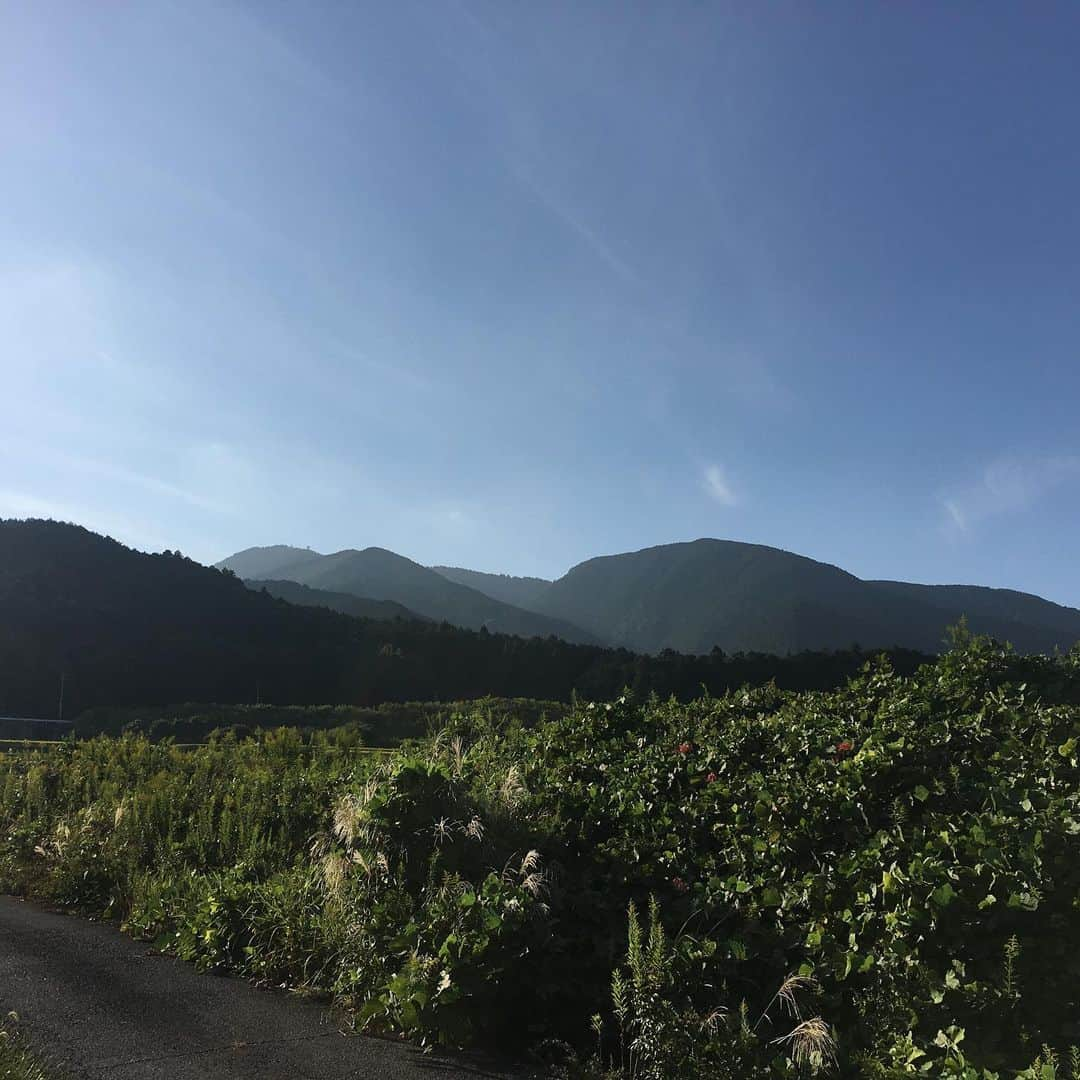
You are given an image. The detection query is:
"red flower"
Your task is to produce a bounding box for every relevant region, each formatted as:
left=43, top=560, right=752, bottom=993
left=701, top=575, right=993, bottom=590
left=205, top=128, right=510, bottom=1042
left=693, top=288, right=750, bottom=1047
left=677, top=741, right=692, bottom=755
left=706, top=772, right=718, bottom=783
left=671, top=876, right=689, bottom=893
left=835, top=739, right=854, bottom=755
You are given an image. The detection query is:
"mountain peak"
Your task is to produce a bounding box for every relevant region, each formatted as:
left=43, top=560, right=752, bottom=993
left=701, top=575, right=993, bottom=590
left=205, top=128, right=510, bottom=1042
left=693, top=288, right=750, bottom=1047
left=215, top=545, right=322, bottom=580
left=216, top=542, right=598, bottom=644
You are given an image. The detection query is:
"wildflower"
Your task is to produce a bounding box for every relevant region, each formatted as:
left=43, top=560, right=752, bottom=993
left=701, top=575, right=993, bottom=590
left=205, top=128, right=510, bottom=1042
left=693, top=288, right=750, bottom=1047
left=672, top=876, right=689, bottom=893
left=678, top=741, right=692, bottom=755
left=835, top=739, right=854, bottom=755
left=706, top=772, right=718, bottom=783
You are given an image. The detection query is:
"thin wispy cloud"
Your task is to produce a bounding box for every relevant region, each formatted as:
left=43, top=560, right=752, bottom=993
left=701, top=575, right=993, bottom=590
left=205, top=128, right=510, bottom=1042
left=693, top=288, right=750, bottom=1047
left=515, top=168, right=642, bottom=286
left=703, top=464, right=737, bottom=506
left=326, top=338, right=438, bottom=395
left=942, top=499, right=967, bottom=532
left=191, top=1, right=344, bottom=107
left=23, top=446, right=233, bottom=517
left=431, top=8, right=644, bottom=289
left=941, top=455, right=1080, bottom=537
left=429, top=4, right=793, bottom=432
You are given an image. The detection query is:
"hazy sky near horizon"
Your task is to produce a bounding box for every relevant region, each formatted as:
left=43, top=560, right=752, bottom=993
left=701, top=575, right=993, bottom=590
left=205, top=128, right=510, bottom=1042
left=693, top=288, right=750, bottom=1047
left=4, top=3, right=1080, bottom=601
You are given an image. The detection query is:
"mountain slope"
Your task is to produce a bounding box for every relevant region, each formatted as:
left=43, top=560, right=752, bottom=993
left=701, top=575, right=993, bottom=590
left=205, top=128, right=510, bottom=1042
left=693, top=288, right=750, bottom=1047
left=530, top=539, right=1080, bottom=656
left=0, top=521, right=358, bottom=717
left=247, top=579, right=426, bottom=623
left=870, top=581, right=1080, bottom=639
left=220, top=546, right=597, bottom=645
left=430, top=566, right=552, bottom=609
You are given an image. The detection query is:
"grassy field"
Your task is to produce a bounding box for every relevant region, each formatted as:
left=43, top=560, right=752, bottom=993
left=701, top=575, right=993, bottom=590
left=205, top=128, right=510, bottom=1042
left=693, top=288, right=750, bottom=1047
left=2, top=636, right=1079, bottom=1077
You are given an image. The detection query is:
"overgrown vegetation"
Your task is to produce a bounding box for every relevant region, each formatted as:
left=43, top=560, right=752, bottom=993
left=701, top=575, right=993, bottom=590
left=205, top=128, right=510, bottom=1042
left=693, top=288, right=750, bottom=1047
left=3, top=636, right=1080, bottom=1076
left=0, top=1014, right=54, bottom=1080
left=71, top=697, right=568, bottom=743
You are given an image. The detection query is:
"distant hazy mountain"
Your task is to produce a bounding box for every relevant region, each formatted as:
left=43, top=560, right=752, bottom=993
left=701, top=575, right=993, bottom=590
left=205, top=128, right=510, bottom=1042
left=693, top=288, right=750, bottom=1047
left=217, top=546, right=597, bottom=645
left=430, top=566, right=552, bottom=610
left=219, top=537, right=1080, bottom=657
left=218, top=545, right=322, bottom=580
left=249, top=579, right=426, bottom=623
left=522, top=539, right=1080, bottom=656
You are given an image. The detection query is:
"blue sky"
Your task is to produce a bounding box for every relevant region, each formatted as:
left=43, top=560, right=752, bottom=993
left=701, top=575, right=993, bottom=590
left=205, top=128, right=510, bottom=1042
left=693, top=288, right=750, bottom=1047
left=3, top=3, right=1079, bottom=602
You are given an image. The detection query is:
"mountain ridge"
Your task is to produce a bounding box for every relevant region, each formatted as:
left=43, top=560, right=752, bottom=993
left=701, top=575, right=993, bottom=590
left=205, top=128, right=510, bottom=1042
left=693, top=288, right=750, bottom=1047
left=217, top=545, right=598, bottom=645
left=529, top=538, right=1080, bottom=655
left=429, top=565, right=552, bottom=610
left=4, top=519, right=936, bottom=720
left=220, top=535, right=1080, bottom=657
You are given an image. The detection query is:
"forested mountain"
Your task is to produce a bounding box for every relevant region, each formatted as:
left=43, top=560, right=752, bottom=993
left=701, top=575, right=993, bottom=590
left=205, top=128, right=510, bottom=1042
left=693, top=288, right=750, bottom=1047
left=245, top=579, right=425, bottom=623
left=222, top=537, right=1080, bottom=656
left=525, top=539, right=1080, bottom=655
left=869, top=580, right=1080, bottom=639
left=430, top=566, right=552, bottom=609
left=218, top=545, right=596, bottom=644
left=0, top=520, right=930, bottom=720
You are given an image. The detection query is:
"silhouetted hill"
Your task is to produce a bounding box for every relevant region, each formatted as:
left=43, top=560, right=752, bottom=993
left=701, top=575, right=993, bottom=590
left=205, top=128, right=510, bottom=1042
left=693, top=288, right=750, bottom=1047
left=0, top=520, right=932, bottom=720
left=527, top=539, right=1080, bottom=655
left=430, top=566, right=552, bottom=610
left=247, top=579, right=426, bottom=623
left=220, top=546, right=596, bottom=644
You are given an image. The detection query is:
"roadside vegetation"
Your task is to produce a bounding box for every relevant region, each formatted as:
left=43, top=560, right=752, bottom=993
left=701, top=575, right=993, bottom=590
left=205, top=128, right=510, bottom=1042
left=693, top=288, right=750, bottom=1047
left=0, top=1014, right=54, bottom=1080
left=2, top=633, right=1079, bottom=1076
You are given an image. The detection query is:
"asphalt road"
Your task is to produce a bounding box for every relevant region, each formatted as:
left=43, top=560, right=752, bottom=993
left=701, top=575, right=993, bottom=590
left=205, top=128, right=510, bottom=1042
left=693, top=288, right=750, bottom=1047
left=0, top=896, right=534, bottom=1079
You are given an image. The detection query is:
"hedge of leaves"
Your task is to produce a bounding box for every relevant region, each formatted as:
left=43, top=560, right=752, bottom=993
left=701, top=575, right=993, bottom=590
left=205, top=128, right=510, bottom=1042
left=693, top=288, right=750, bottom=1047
left=454, top=637, right=1080, bottom=1075
left=2, top=637, right=1080, bottom=1077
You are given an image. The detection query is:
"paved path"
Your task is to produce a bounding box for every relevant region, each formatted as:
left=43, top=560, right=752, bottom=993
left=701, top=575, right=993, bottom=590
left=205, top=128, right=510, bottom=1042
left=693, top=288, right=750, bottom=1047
left=0, top=897, right=532, bottom=1079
